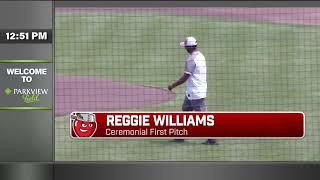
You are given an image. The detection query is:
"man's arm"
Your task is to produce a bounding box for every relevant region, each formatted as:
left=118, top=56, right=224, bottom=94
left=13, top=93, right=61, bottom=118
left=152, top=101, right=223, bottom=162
left=168, top=73, right=190, bottom=91
left=168, top=58, right=195, bottom=91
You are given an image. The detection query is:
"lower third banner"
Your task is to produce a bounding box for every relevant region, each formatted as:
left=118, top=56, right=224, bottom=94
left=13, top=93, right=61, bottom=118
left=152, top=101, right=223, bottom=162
left=70, top=112, right=304, bottom=139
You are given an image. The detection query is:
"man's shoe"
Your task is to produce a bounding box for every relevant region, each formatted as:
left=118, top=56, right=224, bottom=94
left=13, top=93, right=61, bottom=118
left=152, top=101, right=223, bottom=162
left=202, top=139, right=218, bottom=145
left=173, top=139, right=185, bottom=143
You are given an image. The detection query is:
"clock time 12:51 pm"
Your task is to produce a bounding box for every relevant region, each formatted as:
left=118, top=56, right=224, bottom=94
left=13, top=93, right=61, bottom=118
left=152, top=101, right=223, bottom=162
left=5, top=31, right=47, bottom=41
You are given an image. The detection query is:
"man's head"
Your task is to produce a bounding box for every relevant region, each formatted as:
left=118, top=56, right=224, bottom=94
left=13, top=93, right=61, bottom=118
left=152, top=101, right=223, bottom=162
left=180, top=36, right=198, bottom=54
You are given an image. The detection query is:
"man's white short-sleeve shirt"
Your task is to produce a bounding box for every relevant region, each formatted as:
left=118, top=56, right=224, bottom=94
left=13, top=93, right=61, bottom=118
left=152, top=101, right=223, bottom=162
left=184, top=50, right=207, bottom=100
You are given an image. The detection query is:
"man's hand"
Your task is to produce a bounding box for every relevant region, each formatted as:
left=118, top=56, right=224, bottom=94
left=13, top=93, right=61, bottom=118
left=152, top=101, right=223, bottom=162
left=168, top=84, right=174, bottom=91
left=168, top=73, right=190, bottom=91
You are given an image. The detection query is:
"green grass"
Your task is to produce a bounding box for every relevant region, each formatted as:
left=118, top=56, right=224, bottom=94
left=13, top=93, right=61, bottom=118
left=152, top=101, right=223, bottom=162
left=55, top=12, right=320, bottom=161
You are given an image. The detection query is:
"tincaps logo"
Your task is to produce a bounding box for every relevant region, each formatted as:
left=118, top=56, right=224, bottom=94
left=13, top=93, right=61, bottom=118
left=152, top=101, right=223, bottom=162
left=71, top=112, right=97, bottom=138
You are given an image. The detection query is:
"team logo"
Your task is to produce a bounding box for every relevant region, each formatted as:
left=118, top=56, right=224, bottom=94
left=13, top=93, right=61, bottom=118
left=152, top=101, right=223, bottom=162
left=71, top=112, right=97, bottom=137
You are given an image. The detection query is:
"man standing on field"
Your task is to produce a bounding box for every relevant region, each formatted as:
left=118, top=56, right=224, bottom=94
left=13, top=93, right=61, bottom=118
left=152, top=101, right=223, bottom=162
left=168, top=36, right=216, bottom=145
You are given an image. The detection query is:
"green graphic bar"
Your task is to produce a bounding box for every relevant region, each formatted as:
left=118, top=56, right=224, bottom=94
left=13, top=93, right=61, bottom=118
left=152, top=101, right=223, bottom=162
left=0, top=59, right=51, bottom=63
left=0, top=107, right=51, bottom=110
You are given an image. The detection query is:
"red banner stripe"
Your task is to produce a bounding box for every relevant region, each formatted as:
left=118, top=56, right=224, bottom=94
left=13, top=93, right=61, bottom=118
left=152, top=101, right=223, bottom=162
left=70, top=112, right=304, bottom=139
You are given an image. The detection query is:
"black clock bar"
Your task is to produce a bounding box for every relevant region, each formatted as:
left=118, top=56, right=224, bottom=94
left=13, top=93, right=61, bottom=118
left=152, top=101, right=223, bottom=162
left=0, top=29, right=52, bottom=43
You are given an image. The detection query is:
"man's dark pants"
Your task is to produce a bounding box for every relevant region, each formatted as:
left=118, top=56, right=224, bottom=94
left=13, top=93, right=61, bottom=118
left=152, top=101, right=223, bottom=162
left=182, top=96, right=207, bottom=111
left=174, top=96, right=216, bottom=144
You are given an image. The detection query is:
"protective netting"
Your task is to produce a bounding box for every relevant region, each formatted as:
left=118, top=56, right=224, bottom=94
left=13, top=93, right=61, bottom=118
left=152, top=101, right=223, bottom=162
left=55, top=7, right=320, bottom=161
